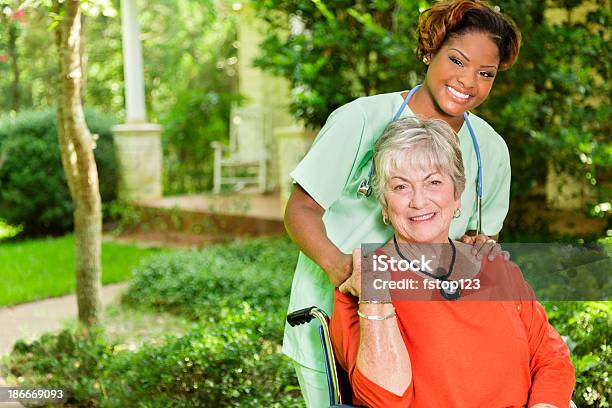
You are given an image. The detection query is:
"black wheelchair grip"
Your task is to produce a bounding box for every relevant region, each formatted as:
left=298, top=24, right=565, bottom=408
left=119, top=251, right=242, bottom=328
left=287, top=306, right=317, bottom=326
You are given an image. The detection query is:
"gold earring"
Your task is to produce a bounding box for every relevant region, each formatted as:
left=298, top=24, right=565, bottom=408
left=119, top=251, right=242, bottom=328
left=453, top=208, right=461, bottom=218
left=423, top=56, right=430, bottom=65
left=383, top=214, right=390, bottom=225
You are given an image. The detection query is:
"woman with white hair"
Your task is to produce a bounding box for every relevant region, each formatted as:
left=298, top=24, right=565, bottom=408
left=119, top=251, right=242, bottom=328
left=331, top=117, right=575, bottom=408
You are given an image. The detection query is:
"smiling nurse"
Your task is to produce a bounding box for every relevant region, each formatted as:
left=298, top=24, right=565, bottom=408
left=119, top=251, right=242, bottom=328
left=283, top=1, right=522, bottom=406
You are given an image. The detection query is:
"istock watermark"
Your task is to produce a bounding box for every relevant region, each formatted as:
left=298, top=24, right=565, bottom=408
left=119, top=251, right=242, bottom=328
left=372, top=253, right=433, bottom=273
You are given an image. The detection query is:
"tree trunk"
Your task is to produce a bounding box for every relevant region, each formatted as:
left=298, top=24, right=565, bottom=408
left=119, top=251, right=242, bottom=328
left=53, top=0, right=102, bottom=326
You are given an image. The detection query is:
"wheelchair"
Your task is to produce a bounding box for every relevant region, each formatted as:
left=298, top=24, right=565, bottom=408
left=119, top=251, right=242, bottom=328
left=287, top=306, right=577, bottom=408
left=287, top=306, right=358, bottom=407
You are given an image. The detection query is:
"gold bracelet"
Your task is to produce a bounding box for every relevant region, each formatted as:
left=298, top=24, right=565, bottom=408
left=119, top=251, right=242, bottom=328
left=358, top=299, right=392, bottom=305
left=357, top=309, right=396, bottom=321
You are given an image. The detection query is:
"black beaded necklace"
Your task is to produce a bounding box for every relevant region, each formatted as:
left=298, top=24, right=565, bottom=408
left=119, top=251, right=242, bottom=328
left=393, top=235, right=460, bottom=300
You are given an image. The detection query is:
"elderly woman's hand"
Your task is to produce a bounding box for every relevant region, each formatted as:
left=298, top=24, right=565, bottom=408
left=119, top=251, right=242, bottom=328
left=339, top=249, right=362, bottom=298
left=460, top=234, right=510, bottom=261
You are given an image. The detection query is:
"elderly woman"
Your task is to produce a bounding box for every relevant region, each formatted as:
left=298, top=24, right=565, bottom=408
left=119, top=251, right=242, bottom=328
left=331, top=117, right=575, bottom=408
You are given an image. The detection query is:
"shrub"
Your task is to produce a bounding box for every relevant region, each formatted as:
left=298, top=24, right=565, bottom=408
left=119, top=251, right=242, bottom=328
left=7, top=315, right=302, bottom=408
left=0, top=109, right=118, bottom=236
left=544, top=301, right=611, bottom=407
left=7, top=325, right=117, bottom=406
left=162, top=91, right=242, bottom=194
left=102, top=309, right=302, bottom=407
left=0, top=218, right=23, bottom=240
left=122, top=236, right=297, bottom=327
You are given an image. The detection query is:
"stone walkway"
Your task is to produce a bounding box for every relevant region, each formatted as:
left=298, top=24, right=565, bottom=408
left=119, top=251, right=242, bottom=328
left=0, top=283, right=126, bottom=407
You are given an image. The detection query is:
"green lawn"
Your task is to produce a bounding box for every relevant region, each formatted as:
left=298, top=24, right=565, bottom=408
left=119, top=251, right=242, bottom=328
left=0, top=235, right=164, bottom=307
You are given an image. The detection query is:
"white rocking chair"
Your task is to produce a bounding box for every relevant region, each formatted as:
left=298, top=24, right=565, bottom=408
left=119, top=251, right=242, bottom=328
left=212, top=105, right=268, bottom=193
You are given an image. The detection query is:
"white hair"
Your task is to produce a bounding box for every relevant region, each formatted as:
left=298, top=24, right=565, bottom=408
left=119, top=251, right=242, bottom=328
left=372, top=116, right=466, bottom=208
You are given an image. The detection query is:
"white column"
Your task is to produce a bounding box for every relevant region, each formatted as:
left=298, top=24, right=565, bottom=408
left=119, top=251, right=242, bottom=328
left=120, top=0, right=146, bottom=123
left=112, top=0, right=162, bottom=202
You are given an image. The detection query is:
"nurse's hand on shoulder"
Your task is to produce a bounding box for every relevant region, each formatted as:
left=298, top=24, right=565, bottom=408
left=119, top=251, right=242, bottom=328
left=338, top=249, right=362, bottom=298
left=460, top=234, right=510, bottom=262
left=326, top=252, right=353, bottom=288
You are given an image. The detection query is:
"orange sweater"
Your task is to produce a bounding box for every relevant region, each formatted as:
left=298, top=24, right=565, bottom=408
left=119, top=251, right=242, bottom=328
left=330, top=257, right=575, bottom=408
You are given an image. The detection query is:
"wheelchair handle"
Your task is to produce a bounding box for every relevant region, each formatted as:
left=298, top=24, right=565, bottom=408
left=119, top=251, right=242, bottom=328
left=287, top=306, right=318, bottom=326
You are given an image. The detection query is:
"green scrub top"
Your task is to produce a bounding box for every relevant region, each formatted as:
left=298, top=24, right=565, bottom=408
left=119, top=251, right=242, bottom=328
left=282, top=90, right=511, bottom=371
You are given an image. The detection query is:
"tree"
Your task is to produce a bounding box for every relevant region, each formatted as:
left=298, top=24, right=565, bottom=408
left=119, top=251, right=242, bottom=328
left=476, top=0, right=611, bottom=202
left=252, top=0, right=422, bottom=128
left=53, top=0, right=102, bottom=325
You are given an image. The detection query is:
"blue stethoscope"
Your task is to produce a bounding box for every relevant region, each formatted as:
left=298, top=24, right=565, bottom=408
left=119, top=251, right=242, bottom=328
left=357, top=84, right=483, bottom=234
